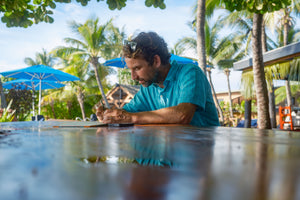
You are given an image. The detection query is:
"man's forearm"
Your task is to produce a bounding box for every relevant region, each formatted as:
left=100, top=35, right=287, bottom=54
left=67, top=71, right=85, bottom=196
left=131, top=103, right=196, bottom=124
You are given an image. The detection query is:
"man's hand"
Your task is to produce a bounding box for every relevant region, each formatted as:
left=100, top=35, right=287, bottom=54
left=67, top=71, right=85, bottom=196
left=96, top=103, right=196, bottom=125
left=99, top=108, right=133, bottom=124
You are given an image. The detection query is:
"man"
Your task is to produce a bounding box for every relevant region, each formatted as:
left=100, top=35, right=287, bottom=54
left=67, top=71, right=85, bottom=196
left=97, top=32, right=219, bottom=127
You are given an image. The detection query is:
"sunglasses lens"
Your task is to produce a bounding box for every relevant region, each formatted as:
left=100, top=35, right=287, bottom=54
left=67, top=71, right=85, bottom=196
left=124, top=40, right=137, bottom=52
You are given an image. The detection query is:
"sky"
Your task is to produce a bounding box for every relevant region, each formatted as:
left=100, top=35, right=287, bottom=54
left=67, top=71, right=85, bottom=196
left=0, top=0, right=242, bottom=92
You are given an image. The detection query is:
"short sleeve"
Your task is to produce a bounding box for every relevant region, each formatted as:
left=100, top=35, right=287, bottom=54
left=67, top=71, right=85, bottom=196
left=177, top=64, right=208, bottom=110
left=123, top=87, right=150, bottom=112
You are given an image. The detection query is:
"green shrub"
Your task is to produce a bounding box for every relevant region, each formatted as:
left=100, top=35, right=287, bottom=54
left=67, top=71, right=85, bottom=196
left=0, top=100, right=16, bottom=122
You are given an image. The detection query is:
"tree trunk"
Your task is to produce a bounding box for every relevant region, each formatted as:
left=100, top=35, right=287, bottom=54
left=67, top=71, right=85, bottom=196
left=244, top=99, right=252, bottom=128
left=77, top=88, right=86, bottom=121
left=268, top=85, right=277, bottom=128
left=285, top=79, right=293, bottom=106
left=0, top=79, right=7, bottom=109
left=50, top=97, right=56, bottom=119
left=283, top=8, right=293, bottom=108
left=224, top=68, right=233, bottom=118
left=252, top=13, right=271, bottom=129
left=196, top=0, right=207, bottom=76
left=67, top=101, right=72, bottom=118
left=261, top=21, right=267, bottom=52
left=207, top=68, right=224, bottom=125
left=91, top=57, right=110, bottom=108
left=283, top=8, right=290, bottom=47
left=262, top=21, right=276, bottom=128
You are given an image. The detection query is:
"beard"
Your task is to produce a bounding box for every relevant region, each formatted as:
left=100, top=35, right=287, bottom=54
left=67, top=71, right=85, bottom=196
left=139, top=69, right=160, bottom=87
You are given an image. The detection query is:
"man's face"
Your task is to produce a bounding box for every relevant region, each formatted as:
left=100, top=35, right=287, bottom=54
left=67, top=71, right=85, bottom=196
left=125, top=57, right=159, bottom=87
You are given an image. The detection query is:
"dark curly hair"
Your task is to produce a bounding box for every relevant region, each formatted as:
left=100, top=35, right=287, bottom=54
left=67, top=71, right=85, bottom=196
left=122, top=32, right=171, bottom=66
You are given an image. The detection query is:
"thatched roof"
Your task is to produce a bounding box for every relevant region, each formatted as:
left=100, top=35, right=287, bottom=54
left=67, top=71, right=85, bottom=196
left=103, top=84, right=140, bottom=108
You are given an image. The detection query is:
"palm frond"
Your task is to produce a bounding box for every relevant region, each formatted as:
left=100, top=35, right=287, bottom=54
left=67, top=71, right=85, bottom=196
left=64, top=37, right=88, bottom=49
left=289, top=57, right=300, bottom=81
left=241, top=70, right=255, bottom=99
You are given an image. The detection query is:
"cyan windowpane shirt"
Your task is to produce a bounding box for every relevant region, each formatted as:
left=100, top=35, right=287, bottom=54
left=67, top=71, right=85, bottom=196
left=123, top=60, right=220, bottom=127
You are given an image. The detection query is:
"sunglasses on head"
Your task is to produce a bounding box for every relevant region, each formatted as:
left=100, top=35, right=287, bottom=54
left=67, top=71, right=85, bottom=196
left=124, top=40, right=137, bottom=52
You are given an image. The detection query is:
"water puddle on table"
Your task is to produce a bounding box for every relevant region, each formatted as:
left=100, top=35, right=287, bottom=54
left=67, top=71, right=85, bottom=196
left=78, top=155, right=174, bottom=168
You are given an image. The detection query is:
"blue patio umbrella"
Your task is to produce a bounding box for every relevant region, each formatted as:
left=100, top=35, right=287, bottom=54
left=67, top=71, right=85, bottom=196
left=103, top=57, right=127, bottom=68
left=0, top=65, right=80, bottom=115
left=2, top=79, right=66, bottom=117
left=3, top=79, right=65, bottom=90
left=103, top=54, right=200, bottom=68
left=170, top=54, right=198, bottom=65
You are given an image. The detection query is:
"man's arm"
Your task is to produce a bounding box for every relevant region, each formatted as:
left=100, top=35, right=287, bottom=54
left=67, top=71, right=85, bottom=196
left=97, top=103, right=196, bottom=124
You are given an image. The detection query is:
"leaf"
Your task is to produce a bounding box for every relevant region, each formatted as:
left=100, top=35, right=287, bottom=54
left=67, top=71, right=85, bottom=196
left=255, top=0, right=264, bottom=10
left=159, top=2, right=166, bottom=9
left=49, top=1, right=56, bottom=9
left=224, top=0, right=291, bottom=13
left=33, top=0, right=42, bottom=4
left=0, top=100, right=15, bottom=122
left=145, top=0, right=152, bottom=7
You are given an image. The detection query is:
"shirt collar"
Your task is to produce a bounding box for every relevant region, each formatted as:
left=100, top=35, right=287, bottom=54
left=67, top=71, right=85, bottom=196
left=164, top=60, right=178, bottom=82
left=151, top=60, right=179, bottom=88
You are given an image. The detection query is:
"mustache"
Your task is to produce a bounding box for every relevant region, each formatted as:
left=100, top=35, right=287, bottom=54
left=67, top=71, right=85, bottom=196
left=136, top=78, right=145, bottom=82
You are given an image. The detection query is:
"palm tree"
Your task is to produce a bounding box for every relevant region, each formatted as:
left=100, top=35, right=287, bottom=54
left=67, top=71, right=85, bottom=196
left=117, top=69, right=139, bottom=86
left=275, top=83, right=300, bottom=105
left=206, top=67, right=223, bottom=123
left=52, top=17, right=122, bottom=108
left=196, top=0, right=207, bottom=76
left=273, top=24, right=300, bottom=108
left=279, top=1, right=300, bottom=46
left=219, top=10, right=253, bottom=54
left=55, top=54, right=92, bottom=120
left=102, top=25, right=126, bottom=60
left=221, top=10, right=290, bottom=128
left=227, top=1, right=296, bottom=129
left=24, top=48, right=56, bottom=66
left=215, top=33, right=245, bottom=119
left=251, top=13, right=272, bottom=129
left=195, top=0, right=224, bottom=76
left=261, top=24, right=300, bottom=125
left=240, top=70, right=256, bottom=127
left=221, top=9, right=283, bottom=129
left=224, top=10, right=271, bottom=129
left=270, top=57, right=300, bottom=106
left=170, top=40, right=187, bottom=56
left=262, top=1, right=300, bottom=109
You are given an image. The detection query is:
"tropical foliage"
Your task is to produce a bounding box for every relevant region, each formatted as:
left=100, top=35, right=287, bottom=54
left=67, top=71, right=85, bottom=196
left=223, top=0, right=292, bottom=129
left=275, top=83, right=300, bottom=104
left=117, top=69, right=139, bottom=86
left=0, top=100, right=15, bottom=122
left=24, top=48, right=56, bottom=67
left=0, top=0, right=166, bottom=27
left=6, top=88, right=33, bottom=121
left=52, top=17, right=122, bottom=109
left=224, top=0, right=291, bottom=13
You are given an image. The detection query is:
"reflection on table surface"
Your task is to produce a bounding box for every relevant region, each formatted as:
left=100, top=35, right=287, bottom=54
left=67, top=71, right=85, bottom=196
left=0, top=121, right=300, bottom=200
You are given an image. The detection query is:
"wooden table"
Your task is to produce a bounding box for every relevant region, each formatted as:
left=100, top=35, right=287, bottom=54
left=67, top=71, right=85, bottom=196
left=0, top=121, right=300, bottom=200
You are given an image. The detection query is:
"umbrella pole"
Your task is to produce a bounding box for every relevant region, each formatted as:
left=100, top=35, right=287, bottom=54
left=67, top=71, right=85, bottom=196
left=38, top=79, right=42, bottom=115
left=32, top=91, right=35, bottom=117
